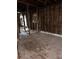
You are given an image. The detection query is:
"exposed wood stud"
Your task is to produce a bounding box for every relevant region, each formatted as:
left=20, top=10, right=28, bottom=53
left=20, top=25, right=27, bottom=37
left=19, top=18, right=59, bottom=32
left=36, top=8, right=39, bottom=32
left=27, top=5, right=30, bottom=34
left=22, top=13, right=26, bottom=32
left=17, top=0, right=62, bottom=34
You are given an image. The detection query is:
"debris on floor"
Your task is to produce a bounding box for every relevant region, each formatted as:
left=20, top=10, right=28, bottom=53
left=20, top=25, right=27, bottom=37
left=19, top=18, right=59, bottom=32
left=17, top=32, right=62, bottom=59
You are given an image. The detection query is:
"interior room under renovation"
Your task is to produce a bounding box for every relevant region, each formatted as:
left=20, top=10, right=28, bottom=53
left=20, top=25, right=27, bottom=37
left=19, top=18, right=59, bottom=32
left=17, top=0, right=62, bottom=59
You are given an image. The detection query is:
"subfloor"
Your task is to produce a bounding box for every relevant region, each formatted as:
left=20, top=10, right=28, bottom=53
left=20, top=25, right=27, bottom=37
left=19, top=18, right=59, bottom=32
left=17, top=32, right=62, bottom=59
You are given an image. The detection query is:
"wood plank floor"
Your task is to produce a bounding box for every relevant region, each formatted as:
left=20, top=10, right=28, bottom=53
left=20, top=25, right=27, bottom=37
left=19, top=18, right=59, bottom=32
left=17, top=32, right=62, bottom=59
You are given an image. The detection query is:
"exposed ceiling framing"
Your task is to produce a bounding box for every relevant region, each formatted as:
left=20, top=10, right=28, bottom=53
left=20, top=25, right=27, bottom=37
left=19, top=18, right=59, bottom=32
left=17, top=0, right=62, bottom=7
left=17, top=0, right=62, bottom=12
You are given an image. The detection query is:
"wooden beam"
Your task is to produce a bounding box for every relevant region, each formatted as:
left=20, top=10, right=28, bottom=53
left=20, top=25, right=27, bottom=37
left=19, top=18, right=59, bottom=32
left=22, top=13, right=26, bottom=32
left=27, top=5, right=30, bottom=34
left=47, top=6, right=50, bottom=32
left=17, top=0, right=37, bottom=7
left=36, top=8, right=39, bottom=32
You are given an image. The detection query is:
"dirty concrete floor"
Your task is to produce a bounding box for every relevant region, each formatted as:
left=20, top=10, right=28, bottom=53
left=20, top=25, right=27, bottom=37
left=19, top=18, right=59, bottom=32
left=17, top=32, right=62, bottom=59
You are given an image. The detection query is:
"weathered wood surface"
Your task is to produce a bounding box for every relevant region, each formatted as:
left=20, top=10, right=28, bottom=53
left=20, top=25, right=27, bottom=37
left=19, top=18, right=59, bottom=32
left=29, top=4, right=62, bottom=34
left=17, top=3, right=62, bottom=34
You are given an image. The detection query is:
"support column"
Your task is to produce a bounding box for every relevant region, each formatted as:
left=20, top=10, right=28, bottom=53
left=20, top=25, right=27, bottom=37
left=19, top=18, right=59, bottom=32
left=27, top=5, right=30, bottom=34
left=36, top=7, right=39, bottom=32
left=22, top=13, right=26, bottom=32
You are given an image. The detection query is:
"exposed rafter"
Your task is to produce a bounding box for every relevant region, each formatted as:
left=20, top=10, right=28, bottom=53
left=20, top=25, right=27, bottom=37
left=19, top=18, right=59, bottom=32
left=17, top=0, right=62, bottom=12
left=17, top=0, right=37, bottom=7
left=17, top=0, right=62, bottom=7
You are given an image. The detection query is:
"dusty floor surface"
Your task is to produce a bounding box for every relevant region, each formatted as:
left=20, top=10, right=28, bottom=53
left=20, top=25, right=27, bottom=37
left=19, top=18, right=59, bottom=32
left=17, top=32, right=62, bottom=59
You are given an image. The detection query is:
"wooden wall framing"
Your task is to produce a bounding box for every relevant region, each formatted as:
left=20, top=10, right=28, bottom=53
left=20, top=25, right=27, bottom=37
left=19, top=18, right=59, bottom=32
left=17, top=3, right=62, bottom=34
left=29, top=4, right=62, bottom=34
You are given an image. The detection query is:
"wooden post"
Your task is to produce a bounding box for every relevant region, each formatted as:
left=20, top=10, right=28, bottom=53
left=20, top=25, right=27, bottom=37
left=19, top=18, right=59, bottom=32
left=17, top=13, right=20, bottom=39
left=47, top=6, right=50, bottom=32
left=36, top=8, right=39, bottom=32
left=22, top=13, right=26, bottom=32
left=27, top=5, right=30, bottom=34
left=56, top=5, right=58, bottom=34
left=44, top=7, right=47, bottom=31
